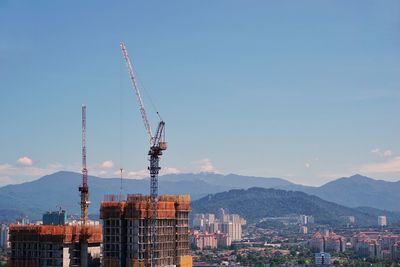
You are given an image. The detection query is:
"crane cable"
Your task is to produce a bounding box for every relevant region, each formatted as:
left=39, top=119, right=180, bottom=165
left=134, top=65, right=163, bottom=122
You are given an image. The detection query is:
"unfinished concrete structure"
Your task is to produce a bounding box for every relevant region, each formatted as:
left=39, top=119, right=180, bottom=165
left=100, top=194, right=192, bottom=267
left=7, top=224, right=102, bottom=267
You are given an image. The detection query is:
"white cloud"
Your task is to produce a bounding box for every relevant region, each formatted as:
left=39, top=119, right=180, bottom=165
left=127, top=169, right=149, bottom=179
left=160, top=167, right=180, bottom=175
left=370, top=148, right=393, bottom=157
left=198, top=158, right=217, bottom=173
left=384, top=150, right=393, bottom=157
left=0, top=162, right=70, bottom=186
left=0, top=163, right=44, bottom=177
left=124, top=167, right=180, bottom=180
left=305, top=163, right=311, bottom=169
left=0, top=156, right=180, bottom=185
left=114, top=169, right=123, bottom=176
left=16, top=156, right=33, bottom=166
left=360, top=156, right=400, bottom=173
left=0, top=164, right=12, bottom=172
left=100, top=160, right=114, bottom=169
left=371, top=148, right=380, bottom=155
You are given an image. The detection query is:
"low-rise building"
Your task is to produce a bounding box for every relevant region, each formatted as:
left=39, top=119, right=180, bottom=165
left=352, top=232, right=400, bottom=259
left=325, top=232, right=345, bottom=253
left=190, top=232, right=217, bottom=250
left=309, top=231, right=345, bottom=253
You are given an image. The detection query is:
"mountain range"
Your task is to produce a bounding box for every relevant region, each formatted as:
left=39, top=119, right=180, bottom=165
left=163, top=172, right=400, bottom=212
left=0, top=171, right=399, bottom=222
left=191, top=187, right=400, bottom=226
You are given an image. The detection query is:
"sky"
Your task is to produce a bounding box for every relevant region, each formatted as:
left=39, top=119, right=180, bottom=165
left=0, top=1, right=400, bottom=186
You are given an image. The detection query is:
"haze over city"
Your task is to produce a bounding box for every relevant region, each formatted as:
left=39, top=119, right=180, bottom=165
left=1, top=1, right=400, bottom=186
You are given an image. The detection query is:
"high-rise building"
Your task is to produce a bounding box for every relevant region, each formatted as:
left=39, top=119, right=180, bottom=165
left=0, top=224, right=9, bottom=249
left=229, top=214, right=240, bottom=224
left=193, top=211, right=245, bottom=244
left=220, top=222, right=241, bottom=241
left=7, top=223, right=102, bottom=267
left=215, top=233, right=232, bottom=248
left=217, top=208, right=229, bottom=223
left=309, top=232, right=324, bottom=253
left=43, top=210, right=68, bottom=225
left=299, top=226, right=308, bottom=234
left=298, top=215, right=314, bottom=225
left=299, top=215, right=308, bottom=225
left=192, top=214, right=204, bottom=228
left=378, top=216, right=387, bottom=227
left=100, top=194, right=192, bottom=267
left=204, top=214, right=215, bottom=224
left=203, top=222, right=219, bottom=234
left=193, top=214, right=216, bottom=229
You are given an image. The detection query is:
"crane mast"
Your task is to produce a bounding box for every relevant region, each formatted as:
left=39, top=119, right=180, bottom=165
left=120, top=42, right=167, bottom=267
left=79, top=105, right=89, bottom=267
left=79, top=105, right=89, bottom=226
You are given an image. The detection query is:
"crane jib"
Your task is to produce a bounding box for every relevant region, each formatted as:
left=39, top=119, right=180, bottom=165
left=120, top=42, right=153, bottom=140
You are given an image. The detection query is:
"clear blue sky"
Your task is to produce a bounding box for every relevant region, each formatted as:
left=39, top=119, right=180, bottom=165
left=1, top=0, right=399, bottom=186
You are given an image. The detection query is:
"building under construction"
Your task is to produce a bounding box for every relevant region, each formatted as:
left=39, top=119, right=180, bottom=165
left=7, top=106, right=103, bottom=267
left=100, top=194, right=192, bottom=267
left=7, top=224, right=102, bottom=267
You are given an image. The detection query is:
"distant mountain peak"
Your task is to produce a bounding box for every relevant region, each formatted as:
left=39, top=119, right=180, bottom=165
left=349, top=174, right=371, bottom=180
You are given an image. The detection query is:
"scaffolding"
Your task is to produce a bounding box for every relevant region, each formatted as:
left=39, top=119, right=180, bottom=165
left=100, top=194, right=192, bottom=267
left=7, top=225, right=102, bottom=267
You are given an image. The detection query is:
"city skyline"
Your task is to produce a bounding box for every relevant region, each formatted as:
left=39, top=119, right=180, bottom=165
left=1, top=1, right=400, bottom=186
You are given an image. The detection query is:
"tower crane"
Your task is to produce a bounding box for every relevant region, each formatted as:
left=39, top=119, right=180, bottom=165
left=120, top=42, right=167, bottom=267
left=79, top=105, right=89, bottom=226
left=79, top=105, right=90, bottom=267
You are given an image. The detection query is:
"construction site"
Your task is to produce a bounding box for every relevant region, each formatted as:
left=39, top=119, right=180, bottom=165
left=6, top=42, right=192, bottom=267
left=100, top=194, right=191, bottom=267
left=7, top=106, right=102, bottom=267
left=7, top=224, right=102, bottom=267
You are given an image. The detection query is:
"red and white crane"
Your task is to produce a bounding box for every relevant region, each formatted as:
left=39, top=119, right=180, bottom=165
left=79, top=105, right=90, bottom=267
left=79, top=105, right=89, bottom=226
